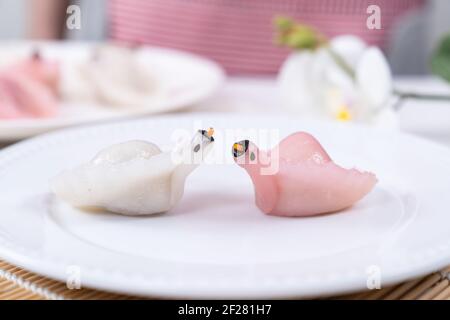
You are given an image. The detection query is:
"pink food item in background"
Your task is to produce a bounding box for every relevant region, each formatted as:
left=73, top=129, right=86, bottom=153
left=0, top=73, right=58, bottom=118
left=0, top=51, right=59, bottom=119
left=232, top=132, right=377, bottom=217
left=0, top=79, right=24, bottom=119
left=10, top=51, right=60, bottom=95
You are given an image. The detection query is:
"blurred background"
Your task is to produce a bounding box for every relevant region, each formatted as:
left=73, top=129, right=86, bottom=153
left=0, top=0, right=448, bottom=75
left=0, top=0, right=449, bottom=146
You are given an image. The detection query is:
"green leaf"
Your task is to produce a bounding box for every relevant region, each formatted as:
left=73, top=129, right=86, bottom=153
left=273, top=16, right=294, bottom=32
left=431, top=33, right=450, bottom=83
left=273, top=16, right=326, bottom=51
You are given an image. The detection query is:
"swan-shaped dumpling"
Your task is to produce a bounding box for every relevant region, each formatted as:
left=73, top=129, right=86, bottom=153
left=60, top=45, right=159, bottom=107
left=232, top=132, right=377, bottom=217
left=51, top=129, right=215, bottom=215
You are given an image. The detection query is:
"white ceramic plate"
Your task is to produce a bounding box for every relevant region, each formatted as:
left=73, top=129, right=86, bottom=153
left=1, top=114, right=450, bottom=298
left=0, top=42, right=224, bottom=141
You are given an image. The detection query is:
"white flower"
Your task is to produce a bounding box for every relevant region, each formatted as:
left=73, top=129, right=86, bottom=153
left=277, top=35, right=397, bottom=128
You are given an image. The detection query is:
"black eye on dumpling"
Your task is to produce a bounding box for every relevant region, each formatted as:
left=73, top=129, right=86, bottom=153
left=194, top=144, right=201, bottom=152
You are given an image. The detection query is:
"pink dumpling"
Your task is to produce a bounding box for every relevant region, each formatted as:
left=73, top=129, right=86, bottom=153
left=0, top=73, right=58, bottom=118
left=0, top=52, right=59, bottom=119
left=232, top=132, right=377, bottom=217
left=10, top=52, right=60, bottom=95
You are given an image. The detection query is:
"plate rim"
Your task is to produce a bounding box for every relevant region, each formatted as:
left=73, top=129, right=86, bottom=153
left=1, top=113, right=450, bottom=298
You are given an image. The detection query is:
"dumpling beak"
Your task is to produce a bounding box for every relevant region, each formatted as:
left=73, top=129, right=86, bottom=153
left=200, top=128, right=214, bottom=142
left=232, top=140, right=249, bottom=158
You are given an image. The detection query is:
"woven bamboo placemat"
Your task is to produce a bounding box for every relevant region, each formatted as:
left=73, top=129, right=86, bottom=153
left=1, top=260, right=450, bottom=300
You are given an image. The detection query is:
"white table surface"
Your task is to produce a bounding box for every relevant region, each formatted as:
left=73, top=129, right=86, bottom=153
left=1, top=76, right=449, bottom=148
left=194, top=76, right=450, bottom=147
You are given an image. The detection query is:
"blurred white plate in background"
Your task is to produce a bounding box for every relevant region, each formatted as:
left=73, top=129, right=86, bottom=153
left=1, top=114, right=450, bottom=298
left=0, top=42, right=224, bottom=141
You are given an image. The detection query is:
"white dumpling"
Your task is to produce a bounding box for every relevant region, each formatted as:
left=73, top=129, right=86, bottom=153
left=84, top=45, right=161, bottom=108
left=51, top=130, right=215, bottom=215
left=60, top=45, right=162, bottom=107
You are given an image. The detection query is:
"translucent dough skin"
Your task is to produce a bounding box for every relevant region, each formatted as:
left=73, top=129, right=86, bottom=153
left=234, top=132, right=377, bottom=217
